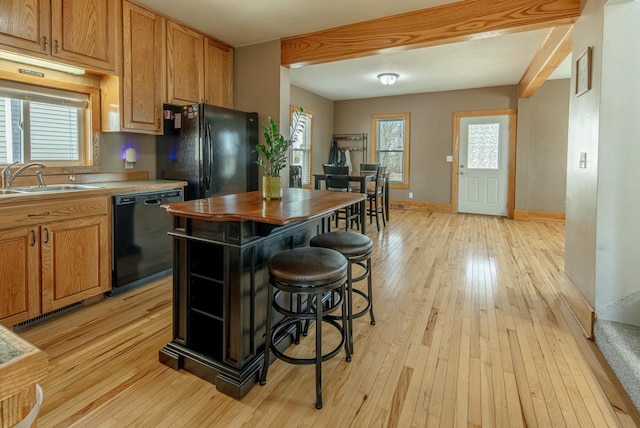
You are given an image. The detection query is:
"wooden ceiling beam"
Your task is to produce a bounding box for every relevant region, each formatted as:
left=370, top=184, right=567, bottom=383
left=281, top=0, right=581, bottom=67
left=518, top=25, right=573, bottom=98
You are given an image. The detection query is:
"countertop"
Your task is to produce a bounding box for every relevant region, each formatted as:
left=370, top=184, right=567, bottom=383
left=0, top=325, right=48, bottom=402
left=161, top=188, right=365, bottom=225
left=0, top=179, right=188, bottom=207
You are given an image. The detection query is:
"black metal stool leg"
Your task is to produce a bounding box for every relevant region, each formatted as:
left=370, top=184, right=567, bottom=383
left=315, top=290, right=323, bottom=409
left=341, top=282, right=350, bottom=361
left=347, top=261, right=354, bottom=355
left=367, top=257, right=375, bottom=325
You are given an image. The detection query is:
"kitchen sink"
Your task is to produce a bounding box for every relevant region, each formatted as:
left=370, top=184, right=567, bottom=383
left=10, top=184, right=102, bottom=193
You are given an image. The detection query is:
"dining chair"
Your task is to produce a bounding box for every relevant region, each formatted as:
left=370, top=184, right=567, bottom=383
left=355, top=163, right=379, bottom=192
left=367, top=165, right=386, bottom=231
left=323, top=165, right=359, bottom=230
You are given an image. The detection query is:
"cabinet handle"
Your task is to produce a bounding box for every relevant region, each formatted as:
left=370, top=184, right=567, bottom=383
left=43, top=228, right=50, bottom=244
left=30, top=230, right=36, bottom=246
left=54, top=39, right=59, bottom=54
left=42, top=36, right=48, bottom=51
left=27, top=211, right=50, bottom=217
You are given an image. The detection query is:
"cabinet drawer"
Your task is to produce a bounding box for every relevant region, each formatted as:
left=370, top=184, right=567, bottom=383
left=0, top=197, right=108, bottom=230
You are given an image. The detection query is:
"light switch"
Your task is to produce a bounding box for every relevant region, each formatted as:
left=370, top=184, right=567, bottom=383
left=579, top=152, right=587, bottom=168
left=446, top=155, right=453, bottom=162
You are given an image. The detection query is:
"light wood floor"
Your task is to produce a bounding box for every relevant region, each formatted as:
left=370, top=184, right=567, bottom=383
left=19, top=210, right=640, bottom=427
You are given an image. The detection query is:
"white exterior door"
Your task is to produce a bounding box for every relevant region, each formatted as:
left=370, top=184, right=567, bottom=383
left=457, top=115, right=510, bottom=216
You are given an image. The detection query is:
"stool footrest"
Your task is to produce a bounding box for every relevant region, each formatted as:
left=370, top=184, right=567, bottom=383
left=270, top=318, right=346, bottom=365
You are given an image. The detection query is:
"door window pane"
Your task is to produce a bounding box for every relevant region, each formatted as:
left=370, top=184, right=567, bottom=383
left=467, top=123, right=500, bottom=169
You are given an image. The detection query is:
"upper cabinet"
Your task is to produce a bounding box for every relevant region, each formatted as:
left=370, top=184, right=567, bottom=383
left=167, top=20, right=234, bottom=108
left=0, top=0, right=51, bottom=54
left=204, top=38, right=234, bottom=109
left=122, top=1, right=164, bottom=133
left=166, top=21, right=204, bottom=106
left=0, top=0, right=118, bottom=73
left=50, top=0, right=119, bottom=72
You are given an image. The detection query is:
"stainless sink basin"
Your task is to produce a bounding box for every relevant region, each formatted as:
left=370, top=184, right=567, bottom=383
left=11, top=184, right=102, bottom=193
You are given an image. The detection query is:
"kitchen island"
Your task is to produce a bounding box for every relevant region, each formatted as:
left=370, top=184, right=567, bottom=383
left=158, top=189, right=365, bottom=398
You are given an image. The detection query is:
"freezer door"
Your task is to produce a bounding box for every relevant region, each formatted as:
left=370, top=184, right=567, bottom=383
left=156, top=104, right=203, bottom=201
left=203, top=104, right=250, bottom=198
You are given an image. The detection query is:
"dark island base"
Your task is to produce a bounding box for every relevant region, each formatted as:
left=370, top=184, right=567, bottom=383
left=158, top=212, right=334, bottom=400
left=159, top=330, right=294, bottom=399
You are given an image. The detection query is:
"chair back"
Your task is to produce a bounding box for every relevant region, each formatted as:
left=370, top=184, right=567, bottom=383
left=373, top=165, right=387, bottom=195
left=324, top=165, right=350, bottom=191
left=322, top=163, right=337, bottom=173
left=360, top=163, right=379, bottom=172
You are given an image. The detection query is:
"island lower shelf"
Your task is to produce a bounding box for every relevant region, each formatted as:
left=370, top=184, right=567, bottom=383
left=159, top=216, right=327, bottom=399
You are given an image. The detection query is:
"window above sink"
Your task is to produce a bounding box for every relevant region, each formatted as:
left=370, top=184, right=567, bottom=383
left=0, top=81, right=89, bottom=167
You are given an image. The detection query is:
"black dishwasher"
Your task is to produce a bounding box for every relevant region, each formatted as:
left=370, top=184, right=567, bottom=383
left=109, top=189, right=183, bottom=295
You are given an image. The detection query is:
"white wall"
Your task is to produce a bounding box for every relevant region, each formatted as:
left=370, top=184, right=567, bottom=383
left=516, top=79, right=570, bottom=212
left=595, top=0, right=640, bottom=324
left=564, top=0, right=605, bottom=306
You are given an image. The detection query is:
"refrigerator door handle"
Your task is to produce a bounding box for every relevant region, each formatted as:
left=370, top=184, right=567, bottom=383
left=205, top=122, right=213, bottom=191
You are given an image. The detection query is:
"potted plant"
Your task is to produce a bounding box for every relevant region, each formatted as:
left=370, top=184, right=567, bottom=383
left=256, top=107, right=305, bottom=199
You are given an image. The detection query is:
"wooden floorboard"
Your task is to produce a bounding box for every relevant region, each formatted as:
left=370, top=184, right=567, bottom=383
left=17, top=210, right=639, bottom=427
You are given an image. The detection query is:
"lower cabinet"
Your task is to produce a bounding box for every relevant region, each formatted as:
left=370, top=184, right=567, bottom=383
left=0, top=227, right=41, bottom=326
left=0, top=197, right=110, bottom=327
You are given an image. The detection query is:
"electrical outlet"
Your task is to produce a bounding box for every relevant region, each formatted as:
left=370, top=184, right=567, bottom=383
left=409, top=192, right=413, bottom=199
left=446, top=155, right=453, bottom=162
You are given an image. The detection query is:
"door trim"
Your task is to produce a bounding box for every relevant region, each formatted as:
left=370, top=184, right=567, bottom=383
left=451, top=109, right=517, bottom=219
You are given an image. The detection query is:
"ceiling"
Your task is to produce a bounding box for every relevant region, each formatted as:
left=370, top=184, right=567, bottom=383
left=136, top=0, right=572, bottom=101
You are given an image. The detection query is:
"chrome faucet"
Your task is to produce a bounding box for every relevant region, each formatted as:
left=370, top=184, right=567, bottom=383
left=1, top=162, right=47, bottom=188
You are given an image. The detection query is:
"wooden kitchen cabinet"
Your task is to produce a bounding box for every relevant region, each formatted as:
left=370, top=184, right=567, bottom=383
left=41, top=214, right=110, bottom=312
left=0, top=0, right=118, bottom=73
left=166, top=20, right=204, bottom=105
left=0, top=196, right=110, bottom=326
left=0, top=227, right=41, bottom=327
left=204, top=37, right=234, bottom=109
left=0, top=0, right=50, bottom=55
left=121, top=0, right=164, bottom=133
left=51, top=0, right=119, bottom=72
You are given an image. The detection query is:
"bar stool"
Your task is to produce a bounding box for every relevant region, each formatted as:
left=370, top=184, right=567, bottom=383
left=310, top=231, right=375, bottom=355
left=260, top=247, right=350, bottom=409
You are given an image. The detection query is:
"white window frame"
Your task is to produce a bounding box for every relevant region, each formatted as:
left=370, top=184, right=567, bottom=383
left=290, top=105, right=313, bottom=187
left=372, top=112, right=410, bottom=189
left=0, top=80, right=90, bottom=166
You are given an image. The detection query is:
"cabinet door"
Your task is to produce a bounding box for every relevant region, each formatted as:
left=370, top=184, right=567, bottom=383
left=50, top=0, right=118, bottom=71
left=166, top=20, right=204, bottom=105
left=122, top=1, right=164, bottom=133
left=204, top=38, right=233, bottom=109
left=0, top=0, right=50, bottom=55
left=41, top=215, right=110, bottom=313
left=0, top=227, right=40, bottom=327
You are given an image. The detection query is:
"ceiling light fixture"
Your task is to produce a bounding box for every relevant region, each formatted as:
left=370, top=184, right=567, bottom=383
left=377, top=73, right=399, bottom=86
left=0, top=50, right=85, bottom=75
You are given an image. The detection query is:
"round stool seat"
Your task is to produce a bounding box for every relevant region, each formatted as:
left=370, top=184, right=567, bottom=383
left=269, top=247, right=347, bottom=288
left=309, top=231, right=373, bottom=257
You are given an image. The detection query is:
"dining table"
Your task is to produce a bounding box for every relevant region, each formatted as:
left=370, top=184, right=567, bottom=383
left=313, top=170, right=390, bottom=222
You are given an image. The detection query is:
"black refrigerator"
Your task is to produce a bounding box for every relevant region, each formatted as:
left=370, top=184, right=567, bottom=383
left=157, top=103, right=259, bottom=201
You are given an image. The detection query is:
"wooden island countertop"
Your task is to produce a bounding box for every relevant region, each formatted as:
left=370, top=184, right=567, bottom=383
left=161, top=188, right=366, bottom=226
